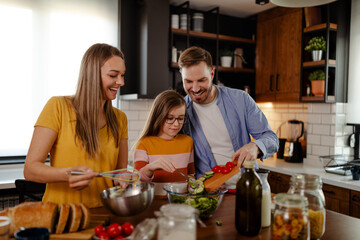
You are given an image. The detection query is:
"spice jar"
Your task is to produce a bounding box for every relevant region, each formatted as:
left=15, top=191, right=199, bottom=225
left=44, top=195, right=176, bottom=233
left=272, top=193, right=310, bottom=240
left=288, top=174, right=325, bottom=239
left=157, top=204, right=196, bottom=240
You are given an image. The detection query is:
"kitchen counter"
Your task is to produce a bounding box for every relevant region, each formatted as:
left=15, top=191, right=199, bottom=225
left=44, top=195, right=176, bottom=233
left=1, top=158, right=360, bottom=191
left=89, top=194, right=360, bottom=240
left=258, top=157, right=360, bottom=191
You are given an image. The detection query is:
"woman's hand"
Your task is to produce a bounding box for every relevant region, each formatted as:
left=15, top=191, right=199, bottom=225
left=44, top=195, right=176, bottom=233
left=67, top=166, right=99, bottom=191
left=142, top=158, right=176, bottom=178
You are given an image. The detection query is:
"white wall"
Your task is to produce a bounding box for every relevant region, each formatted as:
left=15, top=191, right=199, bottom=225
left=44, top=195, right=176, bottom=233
left=346, top=0, right=360, bottom=124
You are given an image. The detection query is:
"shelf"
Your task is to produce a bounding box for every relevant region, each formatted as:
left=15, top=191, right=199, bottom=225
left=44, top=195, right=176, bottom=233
left=301, top=95, right=335, bottom=102
left=171, top=62, right=255, bottom=73
left=303, top=59, right=336, bottom=67
left=171, top=28, right=255, bottom=44
left=303, top=23, right=337, bottom=33
left=301, top=96, right=324, bottom=101
left=217, top=66, right=255, bottom=73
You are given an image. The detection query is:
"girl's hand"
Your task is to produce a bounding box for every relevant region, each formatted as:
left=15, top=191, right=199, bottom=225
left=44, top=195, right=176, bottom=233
left=142, top=158, right=176, bottom=178
left=67, top=166, right=99, bottom=191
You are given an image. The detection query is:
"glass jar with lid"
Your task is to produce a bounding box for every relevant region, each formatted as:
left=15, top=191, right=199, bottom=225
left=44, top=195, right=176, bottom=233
left=288, top=173, right=325, bottom=239
left=157, top=204, right=196, bottom=240
left=272, top=193, right=310, bottom=240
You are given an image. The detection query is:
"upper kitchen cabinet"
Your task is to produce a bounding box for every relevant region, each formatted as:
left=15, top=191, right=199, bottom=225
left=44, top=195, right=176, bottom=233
left=256, top=8, right=302, bottom=102
left=169, top=1, right=256, bottom=97
left=120, top=0, right=170, bottom=99
left=300, top=0, right=351, bottom=103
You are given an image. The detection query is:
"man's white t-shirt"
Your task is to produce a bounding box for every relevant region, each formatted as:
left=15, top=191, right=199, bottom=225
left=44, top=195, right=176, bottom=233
left=193, top=96, right=240, bottom=189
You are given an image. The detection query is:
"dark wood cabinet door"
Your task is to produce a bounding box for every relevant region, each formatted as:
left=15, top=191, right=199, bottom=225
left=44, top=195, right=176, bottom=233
left=275, top=8, right=302, bottom=102
left=323, top=183, right=350, bottom=215
left=268, top=171, right=279, bottom=193
left=256, top=16, right=276, bottom=102
left=276, top=172, right=291, bottom=193
left=350, top=190, right=360, bottom=218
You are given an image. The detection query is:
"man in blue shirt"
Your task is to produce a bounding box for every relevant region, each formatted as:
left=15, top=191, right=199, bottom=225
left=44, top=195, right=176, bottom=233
left=179, top=46, right=278, bottom=188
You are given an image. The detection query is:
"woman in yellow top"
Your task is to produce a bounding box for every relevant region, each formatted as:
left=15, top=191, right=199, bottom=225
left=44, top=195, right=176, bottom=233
left=24, top=43, right=128, bottom=208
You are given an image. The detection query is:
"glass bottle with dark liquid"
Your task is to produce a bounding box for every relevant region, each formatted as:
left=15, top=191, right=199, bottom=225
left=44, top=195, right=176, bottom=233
left=235, top=160, right=262, bottom=236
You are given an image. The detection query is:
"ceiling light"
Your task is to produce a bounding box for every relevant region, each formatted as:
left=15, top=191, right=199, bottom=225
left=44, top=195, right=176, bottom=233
left=270, top=0, right=336, bottom=7
left=256, top=0, right=269, bottom=5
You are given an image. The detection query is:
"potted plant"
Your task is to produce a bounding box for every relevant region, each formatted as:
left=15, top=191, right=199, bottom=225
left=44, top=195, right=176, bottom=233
left=309, top=69, right=325, bottom=96
left=305, top=36, right=326, bottom=61
left=220, top=49, right=233, bottom=67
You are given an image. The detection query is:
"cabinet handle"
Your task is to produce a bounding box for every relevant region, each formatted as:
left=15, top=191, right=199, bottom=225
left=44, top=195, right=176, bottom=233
left=269, top=75, right=274, bottom=91
left=275, top=74, right=279, bottom=91
left=352, top=195, right=360, bottom=202
left=323, top=190, right=335, bottom=195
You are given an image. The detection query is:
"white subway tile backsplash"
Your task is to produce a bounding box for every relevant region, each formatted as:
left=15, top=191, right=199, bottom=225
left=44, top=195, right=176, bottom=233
left=308, top=124, right=312, bottom=134
left=129, top=120, right=146, bottom=131
left=129, top=100, right=150, bottom=110
left=139, top=111, right=150, bottom=120
left=321, top=114, right=336, bottom=124
left=312, top=124, right=331, bottom=135
left=335, top=103, right=345, bottom=114
left=281, top=113, right=296, bottom=120
left=304, top=155, right=323, bottom=168
left=334, top=147, right=343, bottom=155
left=308, top=114, right=322, bottom=124
left=124, top=111, right=139, bottom=120
left=312, top=104, right=331, bottom=114
left=311, top=145, right=330, bottom=156
left=128, top=130, right=140, bottom=141
left=321, top=135, right=335, bottom=146
left=119, top=100, right=130, bottom=110
left=308, top=134, right=321, bottom=144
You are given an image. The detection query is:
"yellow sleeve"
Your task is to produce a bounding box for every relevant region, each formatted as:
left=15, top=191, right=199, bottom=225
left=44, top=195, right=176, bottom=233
left=114, top=108, right=128, bottom=140
left=35, top=96, right=64, bottom=133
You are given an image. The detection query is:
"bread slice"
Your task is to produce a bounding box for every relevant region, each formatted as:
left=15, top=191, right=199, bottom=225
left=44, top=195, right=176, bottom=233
left=55, top=203, right=70, bottom=234
left=78, top=203, right=91, bottom=230
left=67, top=203, right=82, bottom=233
left=7, top=202, right=58, bottom=236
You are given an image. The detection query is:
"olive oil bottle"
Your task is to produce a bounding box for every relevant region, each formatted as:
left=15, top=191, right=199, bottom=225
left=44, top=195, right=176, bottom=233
left=235, top=160, right=262, bottom=236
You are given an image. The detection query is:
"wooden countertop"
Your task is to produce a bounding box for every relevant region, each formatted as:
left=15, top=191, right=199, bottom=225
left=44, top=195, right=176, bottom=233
left=89, top=194, right=360, bottom=240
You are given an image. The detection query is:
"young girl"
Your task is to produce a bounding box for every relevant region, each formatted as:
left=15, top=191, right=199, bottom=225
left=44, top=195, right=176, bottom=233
left=133, top=90, right=194, bottom=183
left=24, top=43, right=128, bottom=208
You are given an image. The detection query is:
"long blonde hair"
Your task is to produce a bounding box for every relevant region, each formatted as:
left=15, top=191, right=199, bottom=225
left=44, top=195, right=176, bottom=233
left=72, top=43, right=124, bottom=158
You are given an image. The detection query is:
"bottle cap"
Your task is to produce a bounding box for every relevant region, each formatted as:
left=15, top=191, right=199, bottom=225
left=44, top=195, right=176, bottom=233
left=244, top=160, right=255, bottom=169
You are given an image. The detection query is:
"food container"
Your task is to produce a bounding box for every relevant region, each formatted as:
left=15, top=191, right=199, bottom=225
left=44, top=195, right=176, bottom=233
left=180, top=14, right=187, bottom=30
left=163, top=182, right=227, bottom=219
left=288, top=174, right=325, bottom=239
left=192, top=13, right=204, bottom=32
left=157, top=204, right=197, bottom=240
left=171, top=14, right=179, bottom=29
left=272, top=193, right=310, bottom=240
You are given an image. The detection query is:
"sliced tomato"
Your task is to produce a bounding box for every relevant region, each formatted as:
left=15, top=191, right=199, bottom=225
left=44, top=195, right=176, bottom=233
left=225, top=161, right=235, bottom=169
left=211, top=165, right=221, bottom=173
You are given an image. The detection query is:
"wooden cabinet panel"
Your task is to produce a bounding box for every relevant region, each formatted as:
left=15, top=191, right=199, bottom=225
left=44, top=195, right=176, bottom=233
left=256, top=7, right=302, bottom=102
left=267, top=171, right=290, bottom=194
left=323, top=183, right=350, bottom=215
left=350, top=190, right=360, bottom=218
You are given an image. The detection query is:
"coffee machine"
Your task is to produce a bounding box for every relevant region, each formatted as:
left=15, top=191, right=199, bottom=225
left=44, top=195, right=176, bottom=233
left=283, top=120, right=304, bottom=163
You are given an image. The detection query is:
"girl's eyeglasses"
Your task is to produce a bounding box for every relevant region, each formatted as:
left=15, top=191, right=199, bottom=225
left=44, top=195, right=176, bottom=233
left=165, top=116, right=187, bottom=124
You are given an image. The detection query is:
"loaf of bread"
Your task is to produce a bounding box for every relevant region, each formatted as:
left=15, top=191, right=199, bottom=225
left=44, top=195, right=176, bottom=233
left=0, top=202, right=58, bottom=236
left=0, top=202, right=92, bottom=236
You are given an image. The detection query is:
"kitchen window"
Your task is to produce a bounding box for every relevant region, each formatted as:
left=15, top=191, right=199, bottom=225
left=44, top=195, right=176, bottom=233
left=0, top=0, right=119, bottom=161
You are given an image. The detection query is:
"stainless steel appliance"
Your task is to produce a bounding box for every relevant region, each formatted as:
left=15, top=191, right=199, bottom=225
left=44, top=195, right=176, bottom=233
left=283, top=120, right=304, bottom=163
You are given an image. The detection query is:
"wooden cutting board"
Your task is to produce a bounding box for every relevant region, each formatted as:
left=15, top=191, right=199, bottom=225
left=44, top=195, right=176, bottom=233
left=204, top=163, right=240, bottom=192
left=50, top=214, right=110, bottom=240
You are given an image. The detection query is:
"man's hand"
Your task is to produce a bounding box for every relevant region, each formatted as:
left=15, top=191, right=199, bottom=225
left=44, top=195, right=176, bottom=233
left=232, top=142, right=259, bottom=167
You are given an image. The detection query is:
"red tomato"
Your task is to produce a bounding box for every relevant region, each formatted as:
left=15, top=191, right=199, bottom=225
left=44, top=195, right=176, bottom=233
left=94, top=225, right=106, bottom=236
left=212, top=165, right=221, bottom=173
left=97, top=231, right=110, bottom=240
left=113, top=236, right=125, bottom=240
left=107, top=223, right=122, bottom=238
left=226, top=161, right=235, bottom=169
left=121, top=222, right=134, bottom=237
left=221, top=166, right=231, bottom=174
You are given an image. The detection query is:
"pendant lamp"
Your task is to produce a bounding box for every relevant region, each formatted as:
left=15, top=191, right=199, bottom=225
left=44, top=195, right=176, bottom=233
left=270, top=0, right=337, bottom=7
